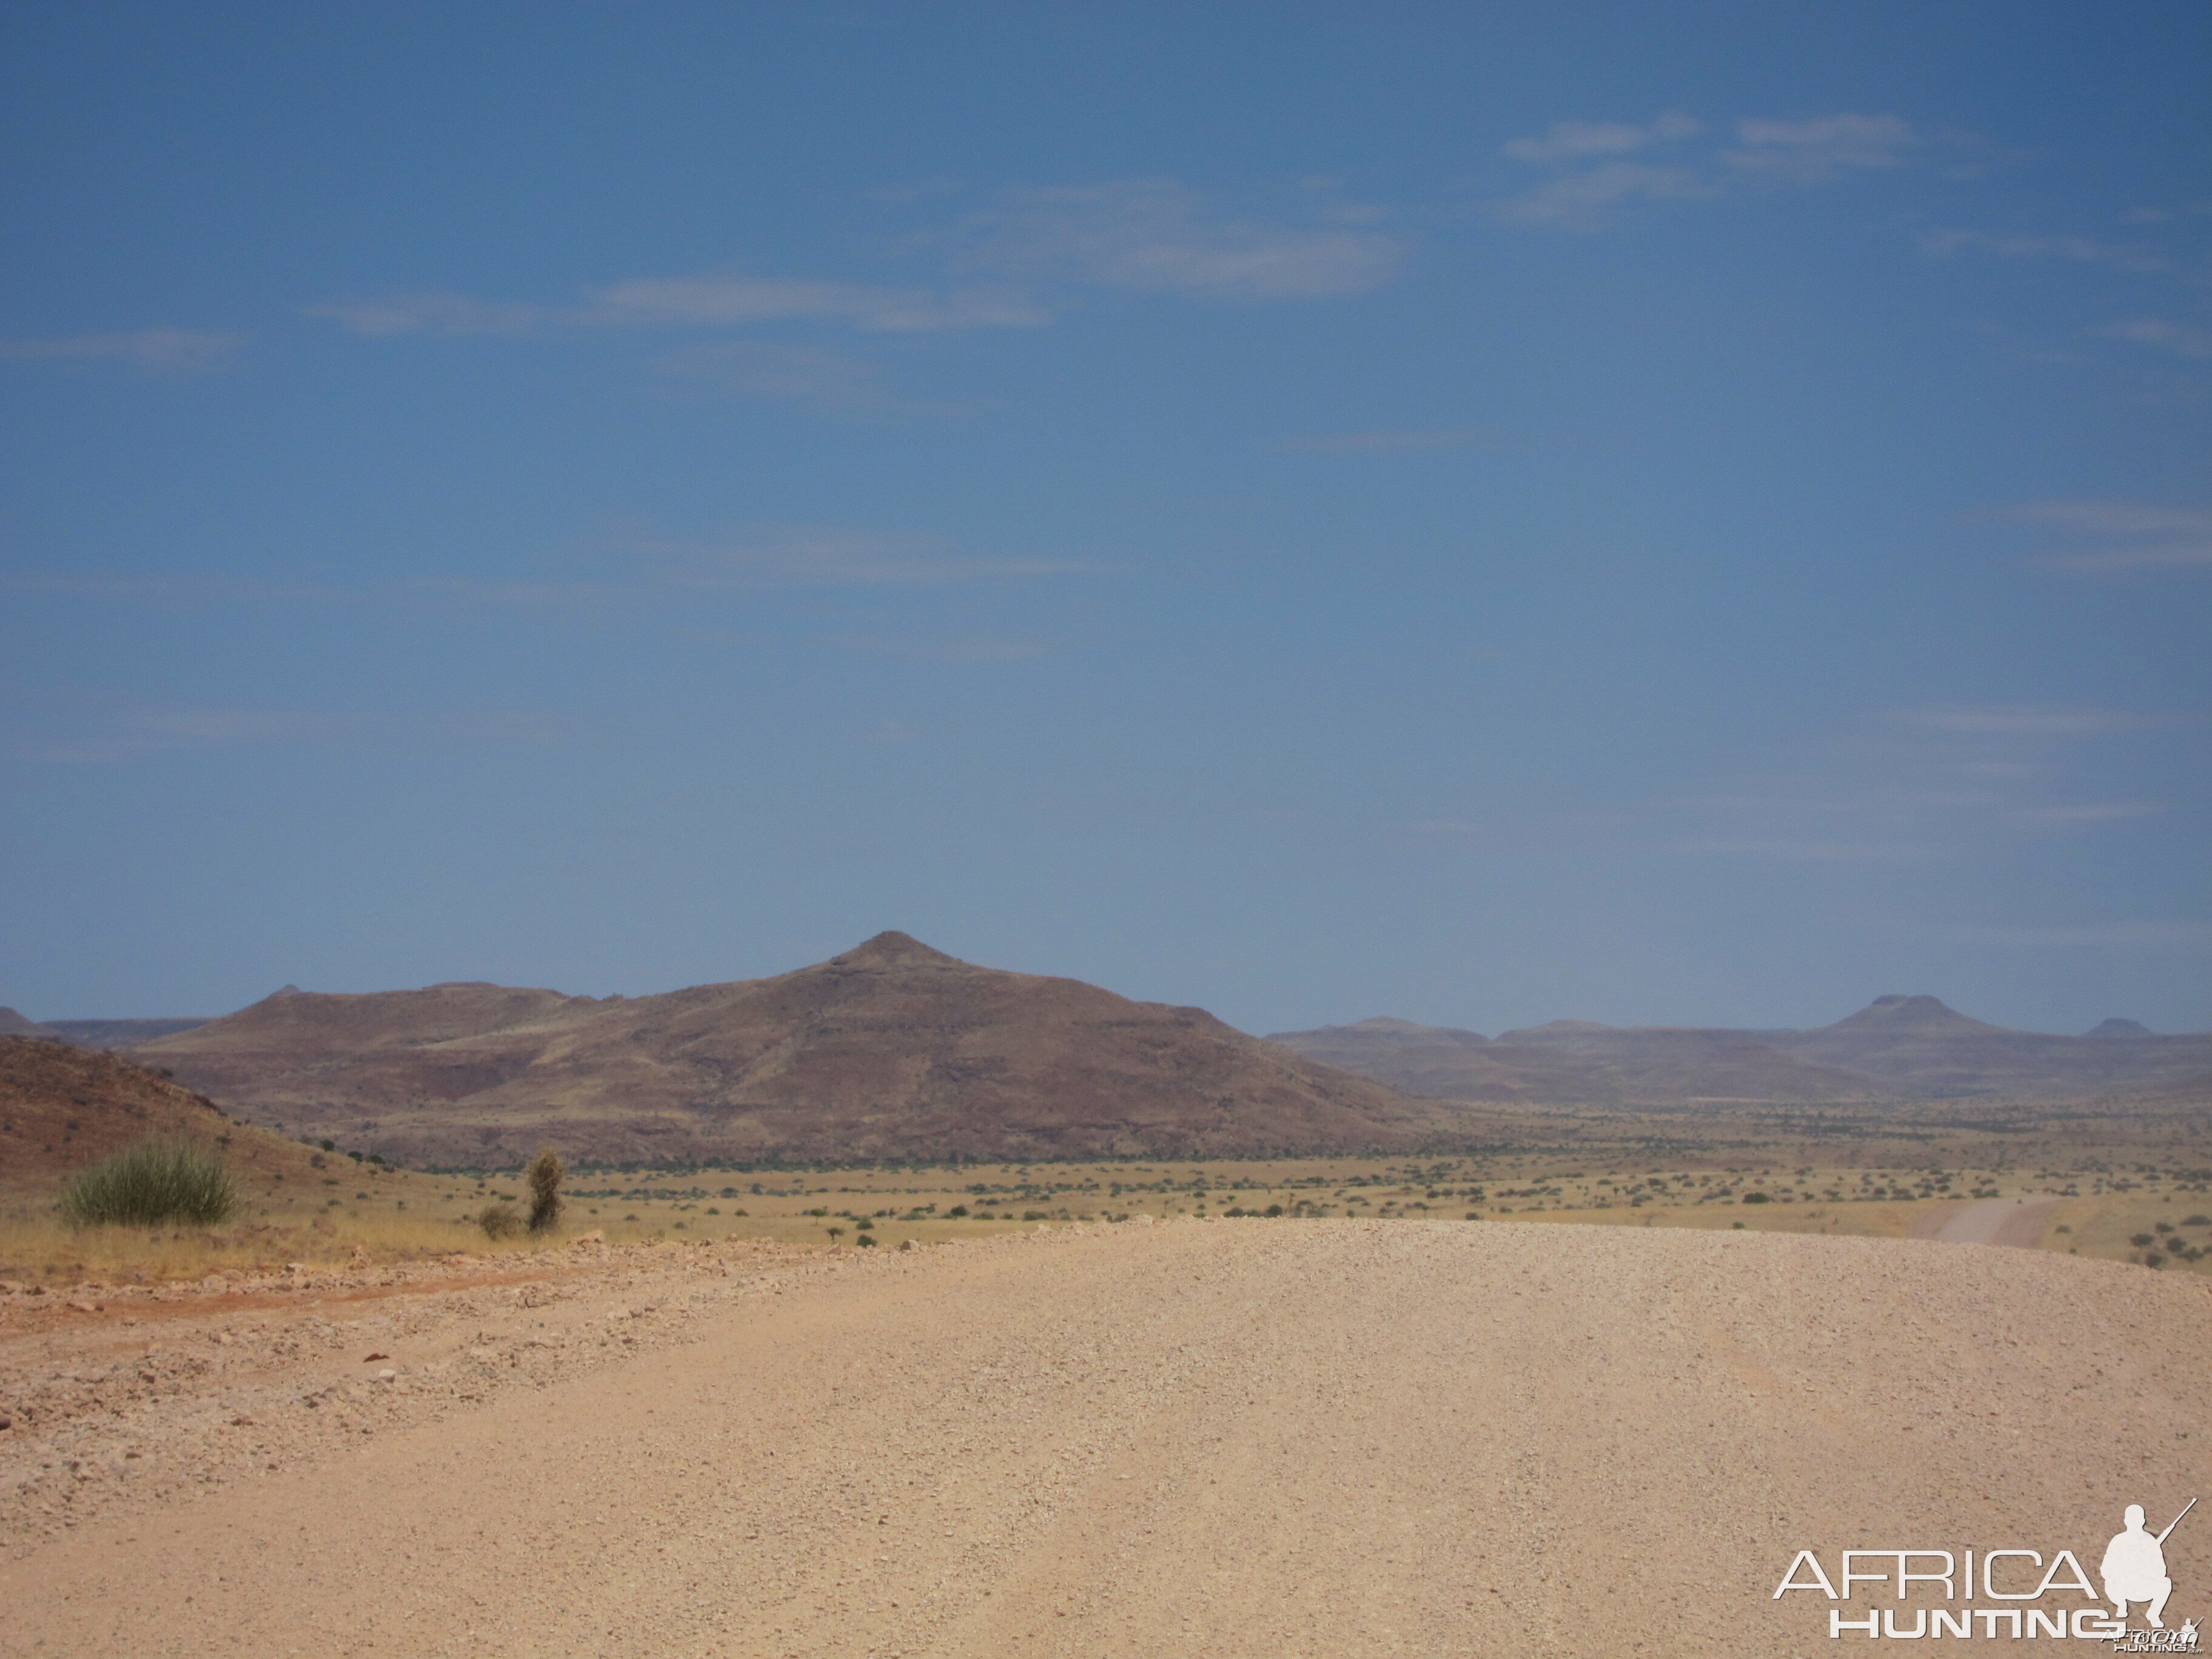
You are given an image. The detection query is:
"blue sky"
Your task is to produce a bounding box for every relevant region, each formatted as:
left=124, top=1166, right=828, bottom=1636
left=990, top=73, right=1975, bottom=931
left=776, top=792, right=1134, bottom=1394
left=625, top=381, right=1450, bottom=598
left=2, top=2, right=2207, bottom=1035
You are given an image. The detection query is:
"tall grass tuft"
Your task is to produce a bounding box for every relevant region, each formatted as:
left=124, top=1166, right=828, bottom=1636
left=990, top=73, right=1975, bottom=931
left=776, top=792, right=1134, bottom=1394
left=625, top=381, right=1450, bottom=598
left=59, top=1138, right=238, bottom=1228
left=526, top=1147, right=564, bottom=1235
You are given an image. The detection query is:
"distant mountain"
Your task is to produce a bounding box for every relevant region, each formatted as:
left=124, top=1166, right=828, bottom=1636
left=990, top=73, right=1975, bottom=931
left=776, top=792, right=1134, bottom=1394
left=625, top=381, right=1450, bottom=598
left=1273, top=994, right=2212, bottom=1104
left=38, top=1017, right=213, bottom=1050
left=1272, top=1018, right=1878, bottom=1105
left=0, top=1007, right=216, bottom=1048
left=129, top=933, right=1480, bottom=1166
left=1264, top=1016, right=1672, bottom=1104
left=1766, top=996, right=2212, bottom=1097
left=1817, top=993, right=2007, bottom=1036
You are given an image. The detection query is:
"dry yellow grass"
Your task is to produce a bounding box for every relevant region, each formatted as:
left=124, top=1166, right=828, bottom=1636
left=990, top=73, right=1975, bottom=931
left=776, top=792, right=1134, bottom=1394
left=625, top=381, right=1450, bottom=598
left=6, top=1144, right=2205, bottom=1287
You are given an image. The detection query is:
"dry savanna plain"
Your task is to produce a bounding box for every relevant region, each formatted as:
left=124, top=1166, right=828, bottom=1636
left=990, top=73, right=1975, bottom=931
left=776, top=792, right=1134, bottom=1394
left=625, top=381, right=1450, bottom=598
left=3, top=1087, right=2209, bottom=1655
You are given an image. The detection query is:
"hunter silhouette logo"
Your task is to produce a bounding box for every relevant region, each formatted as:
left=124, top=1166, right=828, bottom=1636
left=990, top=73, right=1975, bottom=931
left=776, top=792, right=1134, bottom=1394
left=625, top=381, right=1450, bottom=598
left=1772, top=1498, right=2197, bottom=1644
left=2105, top=1500, right=2191, bottom=1631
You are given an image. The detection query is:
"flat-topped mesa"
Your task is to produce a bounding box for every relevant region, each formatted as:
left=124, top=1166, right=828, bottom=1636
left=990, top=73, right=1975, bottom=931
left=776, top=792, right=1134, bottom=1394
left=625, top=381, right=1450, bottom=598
left=1342, top=1016, right=1487, bottom=1039
left=827, top=931, right=967, bottom=971
left=1491, top=1019, right=1616, bottom=1044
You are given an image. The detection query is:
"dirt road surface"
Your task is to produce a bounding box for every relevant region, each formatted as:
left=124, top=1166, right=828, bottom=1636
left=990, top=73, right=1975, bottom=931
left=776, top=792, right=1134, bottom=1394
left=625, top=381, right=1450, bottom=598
left=4, top=1219, right=2206, bottom=1657
left=1915, top=1196, right=2061, bottom=1247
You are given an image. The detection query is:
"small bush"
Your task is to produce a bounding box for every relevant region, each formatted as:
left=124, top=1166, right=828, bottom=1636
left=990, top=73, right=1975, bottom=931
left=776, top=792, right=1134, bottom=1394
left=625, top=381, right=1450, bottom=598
left=477, top=1202, right=523, bottom=1239
left=2131, top=1233, right=2157, bottom=1248
left=856, top=1233, right=879, bottom=1247
left=526, top=1148, right=565, bottom=1235
left=59, top=1138, right=238, bottom=1227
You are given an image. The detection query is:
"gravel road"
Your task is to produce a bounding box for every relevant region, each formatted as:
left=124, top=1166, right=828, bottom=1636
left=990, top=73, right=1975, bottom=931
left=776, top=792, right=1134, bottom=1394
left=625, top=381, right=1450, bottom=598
left=3, top=1219, right=2205, bottom=1657
left=1915, top=1197, right=2062, bottom=1248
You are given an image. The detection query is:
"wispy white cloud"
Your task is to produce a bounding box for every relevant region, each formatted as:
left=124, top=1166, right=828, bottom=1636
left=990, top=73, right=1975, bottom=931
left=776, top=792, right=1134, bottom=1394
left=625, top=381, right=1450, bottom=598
left=0, top=328, right=244, bottom=374
left=586, top=274, right=1045, bottom=332
left=314, top=179, right=1398, bottom=367
left=2009, top=500, right=2212, bottom=536
left=1606, top=703, right=2190, bottom=866
left=954, top=179, right=1404, bottom=299
left=1503, top=112, right=1700, bottom=163
left=309, top=274, right=1047, bottom=339
left=1499, top=111, right=1922, bottom=229
left=2100, top=316, right=2212, bottom=360
left=1721, top=113, right=1919, bottom=181
left=2004, top=499, right=2212, bottom=575
left=1498, top=163, right=1708, bottom=229
left=1921, top=228, right=2177, bottom=278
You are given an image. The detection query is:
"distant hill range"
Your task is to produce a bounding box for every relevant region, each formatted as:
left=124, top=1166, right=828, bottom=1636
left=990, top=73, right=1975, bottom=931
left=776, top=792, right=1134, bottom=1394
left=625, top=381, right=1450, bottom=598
left=119, top=934, right=1486, bottom=1166
left=0, top=1008, right=212, bottom=1049
left=1267, top=994, right=2212, bottom=1105
left=17, top=963, right=2207, bottom=1168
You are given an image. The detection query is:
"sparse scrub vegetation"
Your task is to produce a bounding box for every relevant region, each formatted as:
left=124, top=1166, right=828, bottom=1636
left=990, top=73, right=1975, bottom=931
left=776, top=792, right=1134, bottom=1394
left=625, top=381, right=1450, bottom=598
left=477, top=1202, right=523, bottom=1239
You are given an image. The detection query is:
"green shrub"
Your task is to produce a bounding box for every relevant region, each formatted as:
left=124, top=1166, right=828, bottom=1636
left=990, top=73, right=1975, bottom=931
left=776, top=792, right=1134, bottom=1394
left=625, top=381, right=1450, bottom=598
left=60, top=1138, right=238, bottom=1227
